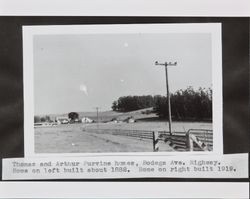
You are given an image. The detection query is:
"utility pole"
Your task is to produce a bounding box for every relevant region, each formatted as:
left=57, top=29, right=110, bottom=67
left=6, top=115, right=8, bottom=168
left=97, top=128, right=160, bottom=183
left=94, top=107, right=101, bottom=128
left=155, top=61, right=177, bottom=135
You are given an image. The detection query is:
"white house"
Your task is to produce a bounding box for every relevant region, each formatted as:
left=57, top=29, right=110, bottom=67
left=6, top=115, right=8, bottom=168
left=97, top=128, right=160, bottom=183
left=81, top=117, right=93, bottom=123
left=56, top=116, right=69, bottom=124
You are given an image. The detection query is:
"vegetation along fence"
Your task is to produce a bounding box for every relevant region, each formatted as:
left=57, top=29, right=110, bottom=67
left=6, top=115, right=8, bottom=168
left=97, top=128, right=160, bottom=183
left=83, top=128, right=213, bottom=152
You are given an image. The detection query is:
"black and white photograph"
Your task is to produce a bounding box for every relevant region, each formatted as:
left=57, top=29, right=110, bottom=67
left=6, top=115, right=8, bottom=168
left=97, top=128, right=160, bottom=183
left=23, top=24, right=223, bottom=156
left=0, top=0, right=249, bottom=196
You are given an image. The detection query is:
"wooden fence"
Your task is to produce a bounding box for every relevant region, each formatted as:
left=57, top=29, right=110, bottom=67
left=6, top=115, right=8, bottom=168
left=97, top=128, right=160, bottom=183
left=83, top=128, right=212, bottom=152
left=158, top=131, right=187, bottom=151
left=85, top=128, right=154, bottom=139
left=187, top=129, right=213, bottom=151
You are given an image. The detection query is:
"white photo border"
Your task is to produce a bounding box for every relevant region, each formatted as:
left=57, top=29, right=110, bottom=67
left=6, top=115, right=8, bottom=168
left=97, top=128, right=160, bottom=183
left=0, top=182, right=249, bottom=198
left=23, top=23, right=223, bottom=157
left=1, top=0, right=250, bottom=16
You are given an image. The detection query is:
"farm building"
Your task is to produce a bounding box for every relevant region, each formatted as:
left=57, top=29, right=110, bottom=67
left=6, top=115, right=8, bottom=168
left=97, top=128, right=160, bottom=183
left=56, top=117, right=69, bottom=124
left=124, top=116, right=136, bottom=123
left=81, top=117, right=93, bottom=123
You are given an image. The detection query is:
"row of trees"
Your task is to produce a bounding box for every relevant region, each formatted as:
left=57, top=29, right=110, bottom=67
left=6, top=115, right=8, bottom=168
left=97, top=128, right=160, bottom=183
left=154, top=87, right=212, bottom=120
left=34, top=112, right=80, bottom=123
left=111, top=87, right=212, bottom=121
left=112, top=95, right=156, bottom=112
left=34, top=115, right=52, bottom=123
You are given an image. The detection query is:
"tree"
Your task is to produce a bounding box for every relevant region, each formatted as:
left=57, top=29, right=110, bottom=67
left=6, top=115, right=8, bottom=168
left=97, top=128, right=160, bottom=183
left=40, top=117, right=46, bottom=122
left=112, top=101, right=118, bottom=111
left=68, top=112, right=79, bottom=121
left=34, top=116, right=41, bottom=123
left=45, top=115, right=52, bottom=122
left=111, top=95, right=156, bottom=112
left=154, top=87, right=212, bottom=121
left=38, top=115, right=51, bottom=123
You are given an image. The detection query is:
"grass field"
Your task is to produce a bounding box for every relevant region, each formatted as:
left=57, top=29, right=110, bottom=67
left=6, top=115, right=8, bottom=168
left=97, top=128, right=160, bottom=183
left=35, top=120, right=212, bottom=153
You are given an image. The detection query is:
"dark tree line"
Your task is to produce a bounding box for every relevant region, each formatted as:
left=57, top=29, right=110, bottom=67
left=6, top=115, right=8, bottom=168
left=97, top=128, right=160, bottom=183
left=154, top=87, right=212, bottom=121
left=112, top=95, right=156, bottom=112
left=111, top=87, right=212, bottom=121
left=34, top=115, right=52, bottom=123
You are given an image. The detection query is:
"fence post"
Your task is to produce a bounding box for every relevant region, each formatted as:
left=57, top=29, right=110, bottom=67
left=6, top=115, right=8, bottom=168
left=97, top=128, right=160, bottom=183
left=153, top=131, right=159, bottom=152
left=186, top=131, right=193, bottom=151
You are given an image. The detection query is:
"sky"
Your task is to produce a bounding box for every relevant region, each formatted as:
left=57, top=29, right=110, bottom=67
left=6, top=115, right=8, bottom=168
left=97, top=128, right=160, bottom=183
left=34, top=33, right=212, bottom=115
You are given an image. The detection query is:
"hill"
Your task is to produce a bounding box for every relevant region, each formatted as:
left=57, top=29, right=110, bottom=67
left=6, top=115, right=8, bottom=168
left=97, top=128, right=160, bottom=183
left=42, top=107, right=157, bottom=122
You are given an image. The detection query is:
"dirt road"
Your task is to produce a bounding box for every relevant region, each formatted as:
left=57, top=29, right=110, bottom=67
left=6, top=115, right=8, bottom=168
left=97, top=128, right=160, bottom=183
left=35, top=123, right=173, bottom=153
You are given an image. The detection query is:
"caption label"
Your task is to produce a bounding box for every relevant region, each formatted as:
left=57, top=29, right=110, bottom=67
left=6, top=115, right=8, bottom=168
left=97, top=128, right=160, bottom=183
left=2, top=153, right=248, bottom=180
